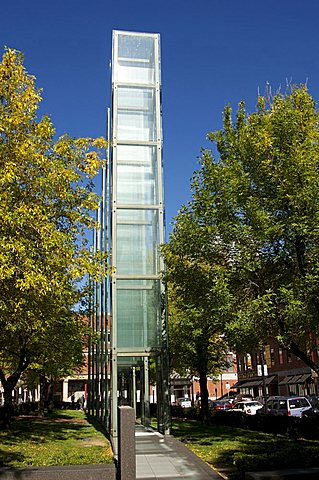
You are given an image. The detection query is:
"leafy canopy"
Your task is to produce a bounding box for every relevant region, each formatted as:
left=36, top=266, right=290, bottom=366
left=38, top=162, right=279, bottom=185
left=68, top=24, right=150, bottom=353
left=165, top=85, right=319, bottom=378
left=189, top=85, right=319, bottom=371
left=0, top=48, right=108, bottom=387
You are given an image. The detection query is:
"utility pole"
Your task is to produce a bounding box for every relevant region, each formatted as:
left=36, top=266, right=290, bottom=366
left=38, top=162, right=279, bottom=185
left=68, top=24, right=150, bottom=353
left=260, top=348, right=267, bottom=412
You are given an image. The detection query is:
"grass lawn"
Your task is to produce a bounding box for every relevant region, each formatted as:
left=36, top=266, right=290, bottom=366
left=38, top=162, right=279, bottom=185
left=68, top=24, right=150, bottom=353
left=171, top=418, right=319, bottom=479
left=0, top=409, right=113, bottom=468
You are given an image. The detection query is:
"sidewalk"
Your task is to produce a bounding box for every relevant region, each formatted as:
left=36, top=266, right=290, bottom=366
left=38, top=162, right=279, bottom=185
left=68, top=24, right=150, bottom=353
left=135, top=424, right=223, bottom=479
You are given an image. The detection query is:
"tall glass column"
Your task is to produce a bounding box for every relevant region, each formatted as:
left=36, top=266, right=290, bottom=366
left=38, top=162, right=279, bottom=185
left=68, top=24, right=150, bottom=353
left=109, top=30, right=169, bottom=437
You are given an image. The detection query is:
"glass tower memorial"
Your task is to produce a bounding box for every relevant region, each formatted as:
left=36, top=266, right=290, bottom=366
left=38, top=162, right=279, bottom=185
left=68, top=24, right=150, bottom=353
left=88, top=30, right=169, bottom=439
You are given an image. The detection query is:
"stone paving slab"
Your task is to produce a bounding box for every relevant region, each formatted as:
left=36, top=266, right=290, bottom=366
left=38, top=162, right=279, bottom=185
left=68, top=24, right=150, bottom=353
left=135, top=425, right=223, bottom=479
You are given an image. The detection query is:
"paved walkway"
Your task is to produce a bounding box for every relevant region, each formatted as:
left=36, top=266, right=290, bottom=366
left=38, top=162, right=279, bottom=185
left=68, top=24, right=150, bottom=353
left=135, top=425, right=223, bottom=479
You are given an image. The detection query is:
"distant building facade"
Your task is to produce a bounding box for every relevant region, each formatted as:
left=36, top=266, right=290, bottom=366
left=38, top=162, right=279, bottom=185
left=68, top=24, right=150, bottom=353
left=235, top=339, right=318, bottom=398
left=170, top=352, right=238, bottom=403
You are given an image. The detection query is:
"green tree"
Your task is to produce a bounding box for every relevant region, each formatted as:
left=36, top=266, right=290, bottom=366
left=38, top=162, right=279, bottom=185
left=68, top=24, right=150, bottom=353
left=0, top=48, right=107, bottom=419
left=162, top=210, right=231, bottom=419
left=190, top=85, right=319, bottom=374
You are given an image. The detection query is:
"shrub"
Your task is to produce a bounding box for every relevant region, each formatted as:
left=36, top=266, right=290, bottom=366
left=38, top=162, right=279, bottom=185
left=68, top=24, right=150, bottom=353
left=298, top=416, right=319, bottom=440
left=171, top=406, right=200, bottom=420
left=212, top=410, right=245, bottom=428
left=212, top=411, right=319, bottom=440
left=233, top=445, right=319, bottom=475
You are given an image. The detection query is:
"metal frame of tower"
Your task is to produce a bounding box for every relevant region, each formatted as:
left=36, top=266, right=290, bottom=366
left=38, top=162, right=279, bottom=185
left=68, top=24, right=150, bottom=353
left=87, top=121, right=109, bottom=426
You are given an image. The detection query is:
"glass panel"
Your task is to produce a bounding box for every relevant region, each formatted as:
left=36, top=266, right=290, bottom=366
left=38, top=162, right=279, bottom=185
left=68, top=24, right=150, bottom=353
left=117, top=280, right=161, bottom=349
left=118, top=357, right=143, bottom=366
left=117, top=145, right=158, bottom=204
left=116, top=87, right=156, bottom=141
left=118, top=87, right=153, bottom=110
left=116, top=209, right=159, bottom=275
left=116, top=34, right=155, bottom=84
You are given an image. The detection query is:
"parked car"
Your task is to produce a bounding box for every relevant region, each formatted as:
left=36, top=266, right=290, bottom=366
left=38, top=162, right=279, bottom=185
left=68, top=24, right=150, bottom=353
left=216, top=392, right=236, bottom=402
left=195, top=398, right=214, bottom=407
left=307, top=395, right=319, bottom=407
left=177, top=397, right=192, bottom=408
left=230, top=400, right=263, bottom=415
left=233, top=393, right=254, bottom=403
left=210, top=400, right=233, bottom=411
left=195, top=398, right=215, bottom=408
left=254, top=395, right=264, bottom=403
left=302, top=398, right=319, bottom=417
left=263, top=396, right=312, bottom=417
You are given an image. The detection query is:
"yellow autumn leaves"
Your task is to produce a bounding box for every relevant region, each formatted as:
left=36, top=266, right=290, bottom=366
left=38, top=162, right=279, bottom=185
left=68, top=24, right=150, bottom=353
left=0, top=47, right=109, bottom=369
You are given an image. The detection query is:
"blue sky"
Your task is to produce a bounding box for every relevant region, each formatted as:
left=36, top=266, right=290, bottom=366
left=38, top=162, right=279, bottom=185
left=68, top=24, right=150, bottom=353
left=2, top=0, right=319, bottom=236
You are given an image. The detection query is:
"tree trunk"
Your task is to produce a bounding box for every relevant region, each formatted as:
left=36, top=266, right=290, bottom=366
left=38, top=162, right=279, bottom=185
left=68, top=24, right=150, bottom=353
left=47, top=379, right=54, bottom=412
left=38, top=373, right=46, bottom=416
left=277, top=312, right=319, bottom=375
left=0, top=349, right=30, bottom=428
left=199, top=370, right=209, bottom=424
left=290, top=341, right=319, bottom=376
left=293, top=236, right=319, bottom=375
left=2, top=382, right=14, bottom=428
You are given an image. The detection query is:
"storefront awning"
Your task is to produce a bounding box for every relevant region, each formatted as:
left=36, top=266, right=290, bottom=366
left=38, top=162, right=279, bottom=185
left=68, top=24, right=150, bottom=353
left=279, top=373, right=312, bottom=385
left=265, top=375, right=276, bottom=385
left=237, top=375, right=277, bottom=389
left=238, top=381, right=251, bottom=388
left=295, top=373, right=311, bottom=384
left=237, top=380, right=261, bottom=388
left=230, top=381, right=246, bottom=389
left=278, top=376, right=291, bottom=385
left=170, top=378, right=192, bottom=386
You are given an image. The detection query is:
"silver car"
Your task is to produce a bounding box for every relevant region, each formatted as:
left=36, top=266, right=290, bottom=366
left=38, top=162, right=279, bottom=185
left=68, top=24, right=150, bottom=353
left=265, top=396, right=312, bottom=417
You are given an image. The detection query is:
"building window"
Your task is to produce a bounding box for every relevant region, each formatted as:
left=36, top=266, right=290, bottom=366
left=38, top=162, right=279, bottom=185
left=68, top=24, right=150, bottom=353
left=237, top=358, right=242, bottom=372
left=226, top=354, right=234, bottom=372
left=270, top=348, right=275, bottom=366
left=287, top=351, right=292, bottom=363
left=242, top=355, right=247, bottom=371
left=278, top=348, right=283, bottom=364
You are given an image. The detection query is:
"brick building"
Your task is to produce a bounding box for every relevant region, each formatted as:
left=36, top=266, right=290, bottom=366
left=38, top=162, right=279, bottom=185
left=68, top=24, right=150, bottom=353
left=235, top=339, right=318, bottom=398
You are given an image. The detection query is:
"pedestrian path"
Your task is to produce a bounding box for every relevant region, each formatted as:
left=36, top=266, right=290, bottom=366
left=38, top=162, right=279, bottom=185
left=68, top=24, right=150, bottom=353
left=135, top=424, right=223, bottom=479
